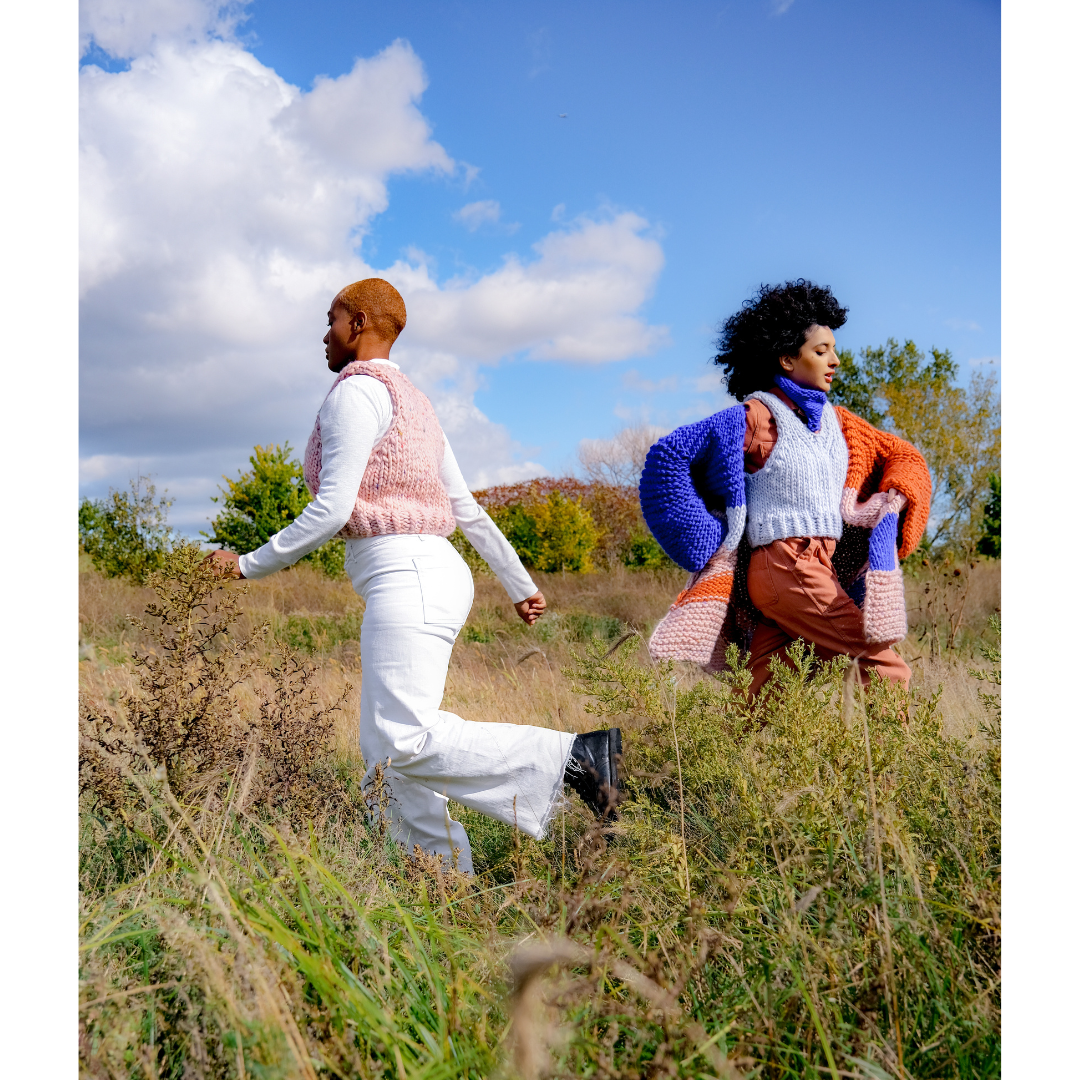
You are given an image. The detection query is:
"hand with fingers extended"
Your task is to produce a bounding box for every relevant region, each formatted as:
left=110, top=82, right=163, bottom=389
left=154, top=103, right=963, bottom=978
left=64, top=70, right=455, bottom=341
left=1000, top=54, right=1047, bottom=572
left=202, top=549, right=245, bottom=579
left=514, top=590, right=546, bottom=626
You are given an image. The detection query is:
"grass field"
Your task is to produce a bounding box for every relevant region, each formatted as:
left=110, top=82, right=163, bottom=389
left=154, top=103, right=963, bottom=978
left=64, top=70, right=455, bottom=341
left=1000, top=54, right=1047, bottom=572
left=79, top=549, right=1000, bottom=1079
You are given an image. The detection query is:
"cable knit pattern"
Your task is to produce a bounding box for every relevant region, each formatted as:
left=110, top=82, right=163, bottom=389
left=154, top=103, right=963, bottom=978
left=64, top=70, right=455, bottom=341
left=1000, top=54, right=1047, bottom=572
left=304, top=361, right=456, bottom=539
left=640, top=400, right=932, bottom=671
left=743, top=391, right=847, bottom=548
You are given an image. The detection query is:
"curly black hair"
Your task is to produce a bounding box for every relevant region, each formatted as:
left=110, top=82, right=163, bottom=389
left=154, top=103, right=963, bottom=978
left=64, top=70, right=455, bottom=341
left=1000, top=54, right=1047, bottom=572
left=712, top=280, right=849, bottom=400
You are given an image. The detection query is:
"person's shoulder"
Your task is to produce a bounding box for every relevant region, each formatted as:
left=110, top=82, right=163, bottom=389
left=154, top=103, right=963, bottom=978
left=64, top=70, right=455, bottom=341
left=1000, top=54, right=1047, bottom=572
left=662, top=401, right=744, bottom=443
left=831, top=402, right=876, bottom=439
left=832, top=404, right=925, bottom=464
left=743, top=396, right=772, bottom=427
left=324, top=371, right=393, bottom=415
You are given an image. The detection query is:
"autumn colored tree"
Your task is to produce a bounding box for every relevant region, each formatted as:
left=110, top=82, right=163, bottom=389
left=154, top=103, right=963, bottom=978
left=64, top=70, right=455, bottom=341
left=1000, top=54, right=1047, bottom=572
left=832, top=339, right=1000, bottom=554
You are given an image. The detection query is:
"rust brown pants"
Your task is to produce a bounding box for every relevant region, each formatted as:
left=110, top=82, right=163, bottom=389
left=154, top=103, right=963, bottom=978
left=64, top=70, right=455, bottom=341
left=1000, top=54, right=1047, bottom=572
left=746, top=537, right=911, bottom=698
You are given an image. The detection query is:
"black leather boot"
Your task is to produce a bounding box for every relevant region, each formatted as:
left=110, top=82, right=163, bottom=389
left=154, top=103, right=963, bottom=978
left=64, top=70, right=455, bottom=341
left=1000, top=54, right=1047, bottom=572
left=564, top=728, right=623, bottom=820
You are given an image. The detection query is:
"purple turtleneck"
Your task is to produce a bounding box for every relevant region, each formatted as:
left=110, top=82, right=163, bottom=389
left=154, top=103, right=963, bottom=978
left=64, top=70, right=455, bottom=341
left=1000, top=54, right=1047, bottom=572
left=774, top=375, right=828, bottom=433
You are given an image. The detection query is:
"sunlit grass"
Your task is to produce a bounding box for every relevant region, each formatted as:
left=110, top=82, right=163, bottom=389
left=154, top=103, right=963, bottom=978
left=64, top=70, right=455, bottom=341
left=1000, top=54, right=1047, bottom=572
left=79, top=549, right=999, bottom=1078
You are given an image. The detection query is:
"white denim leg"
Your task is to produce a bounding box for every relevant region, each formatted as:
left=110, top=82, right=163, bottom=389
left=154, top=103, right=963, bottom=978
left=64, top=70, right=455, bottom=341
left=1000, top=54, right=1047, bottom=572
left=349, top=535, right=575, bottom=872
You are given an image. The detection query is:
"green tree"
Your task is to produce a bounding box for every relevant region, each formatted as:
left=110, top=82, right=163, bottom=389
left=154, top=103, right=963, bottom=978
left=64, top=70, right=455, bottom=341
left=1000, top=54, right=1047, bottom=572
left=977, top=473, right=1001, bottom=558
left=79, top=476, right=180, bottom=581
left=831, top=339, right=1001, bottom=553
left=204, top=443, right=345, bottom=577
left=530, top=491, right=598, bottom=572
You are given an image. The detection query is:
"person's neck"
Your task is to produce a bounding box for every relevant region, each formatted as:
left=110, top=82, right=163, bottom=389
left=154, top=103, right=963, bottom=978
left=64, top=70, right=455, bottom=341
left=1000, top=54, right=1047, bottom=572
left=333, top=348, right=395, bottom=374
left=353, top=339, right=393, bottom=363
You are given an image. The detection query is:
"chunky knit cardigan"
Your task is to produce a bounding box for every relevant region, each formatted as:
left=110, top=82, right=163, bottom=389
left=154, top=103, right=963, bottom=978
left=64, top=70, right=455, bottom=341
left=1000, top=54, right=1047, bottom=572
left=639, top=401, right=931, bottom=672
left=304, top=361, right=456, bottom=539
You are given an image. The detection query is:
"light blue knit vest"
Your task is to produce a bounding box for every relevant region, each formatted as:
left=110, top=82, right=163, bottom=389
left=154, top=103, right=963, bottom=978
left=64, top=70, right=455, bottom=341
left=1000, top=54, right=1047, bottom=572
left=743, top=390, right=848, bottom=548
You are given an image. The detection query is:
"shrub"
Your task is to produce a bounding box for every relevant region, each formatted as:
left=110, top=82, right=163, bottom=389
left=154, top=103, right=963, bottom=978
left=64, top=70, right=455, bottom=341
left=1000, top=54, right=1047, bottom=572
left=472, top=477, right=663, bottom=571
left=978, top=473, right=1001, bottom=558
left=488, top=502, right=544, bottom=568
left=623, top=528, right=672, bottom=570
left=78, top=543, right=351, bottom=824
left=529, top=490, right=598, bottom=572
left=204, top=443, right=346, bottom=577
left=78, top=475, right=180, bottom=581
left=459, top=486, right=601, bottom=574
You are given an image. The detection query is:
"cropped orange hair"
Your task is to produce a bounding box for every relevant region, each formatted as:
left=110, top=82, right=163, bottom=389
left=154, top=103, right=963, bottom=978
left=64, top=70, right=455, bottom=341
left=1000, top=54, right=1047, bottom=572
left=333, top=278, right=407, bottom=344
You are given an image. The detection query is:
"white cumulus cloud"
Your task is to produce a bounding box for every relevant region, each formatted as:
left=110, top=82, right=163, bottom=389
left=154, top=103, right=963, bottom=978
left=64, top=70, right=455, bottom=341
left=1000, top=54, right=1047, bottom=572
left=79, top=0, right=666, bottom=530
left=402, top=212, right=667, bottom=363
left=80, top=0, right=250, bottom=59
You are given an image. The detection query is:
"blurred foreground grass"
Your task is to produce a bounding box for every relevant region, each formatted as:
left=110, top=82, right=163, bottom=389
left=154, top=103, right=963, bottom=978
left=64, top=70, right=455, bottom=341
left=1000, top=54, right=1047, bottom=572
left=79, top=549, right=999, bottom=1079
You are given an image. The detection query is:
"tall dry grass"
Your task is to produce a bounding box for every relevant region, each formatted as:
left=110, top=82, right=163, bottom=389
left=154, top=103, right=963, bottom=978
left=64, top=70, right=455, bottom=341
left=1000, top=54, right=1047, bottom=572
left=78, top=548, right=999, bottom=1079
left=80, top=549, right=998, bottom=744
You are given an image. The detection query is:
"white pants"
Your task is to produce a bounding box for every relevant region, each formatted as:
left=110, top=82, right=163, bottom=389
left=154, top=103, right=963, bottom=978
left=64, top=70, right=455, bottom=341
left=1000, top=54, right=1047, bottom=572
left=346, top=534, right=575, bottom=874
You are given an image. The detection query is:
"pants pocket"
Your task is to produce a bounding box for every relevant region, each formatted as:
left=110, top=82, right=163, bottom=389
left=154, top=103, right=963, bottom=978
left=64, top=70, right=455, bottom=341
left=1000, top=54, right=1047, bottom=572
left=747, top=549, right=780, bottom=609
left=412, top=553, right=474, bottom=629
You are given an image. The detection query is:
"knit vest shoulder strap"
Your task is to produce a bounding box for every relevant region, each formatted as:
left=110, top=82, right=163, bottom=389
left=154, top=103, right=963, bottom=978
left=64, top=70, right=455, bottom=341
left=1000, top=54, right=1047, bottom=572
left=303, top=361, right=456, bottom=540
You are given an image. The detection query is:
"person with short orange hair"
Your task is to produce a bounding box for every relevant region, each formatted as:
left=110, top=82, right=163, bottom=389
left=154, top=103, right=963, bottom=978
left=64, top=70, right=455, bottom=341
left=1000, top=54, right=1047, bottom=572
left=209, top=279, right=622, bottom=872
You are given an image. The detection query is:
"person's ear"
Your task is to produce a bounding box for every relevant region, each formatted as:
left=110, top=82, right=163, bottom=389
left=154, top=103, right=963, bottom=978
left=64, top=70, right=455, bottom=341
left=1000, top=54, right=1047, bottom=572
left=352, top=311, right=366, bottom=336
left=779, top=355, right=795, bottom=372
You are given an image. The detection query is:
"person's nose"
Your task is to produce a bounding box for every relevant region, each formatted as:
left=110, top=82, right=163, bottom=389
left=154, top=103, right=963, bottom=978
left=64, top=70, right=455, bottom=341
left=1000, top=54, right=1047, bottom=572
left=323, top=330, right=330, bottom=345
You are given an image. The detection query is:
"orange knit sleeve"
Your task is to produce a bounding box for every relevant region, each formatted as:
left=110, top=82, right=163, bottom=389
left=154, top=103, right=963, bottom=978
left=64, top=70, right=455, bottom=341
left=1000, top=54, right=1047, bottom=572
left=834, top=406, right=932, bottom=558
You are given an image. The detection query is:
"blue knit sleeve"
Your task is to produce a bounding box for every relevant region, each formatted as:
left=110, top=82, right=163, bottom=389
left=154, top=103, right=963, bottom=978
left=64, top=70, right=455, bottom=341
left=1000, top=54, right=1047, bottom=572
left=638, top=405, right=747, bottom=572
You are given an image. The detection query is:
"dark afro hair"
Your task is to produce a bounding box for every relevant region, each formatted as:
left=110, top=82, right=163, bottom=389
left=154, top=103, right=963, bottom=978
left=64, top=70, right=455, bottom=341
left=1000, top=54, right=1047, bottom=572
left=712, top=280, right=848, bottom=400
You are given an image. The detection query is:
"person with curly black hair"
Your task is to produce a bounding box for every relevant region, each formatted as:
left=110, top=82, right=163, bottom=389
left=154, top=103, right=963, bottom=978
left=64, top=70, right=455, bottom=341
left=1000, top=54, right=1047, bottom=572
left=640, top=280, right=932, bottom=697
left=713, top=279, right=850, bottom=401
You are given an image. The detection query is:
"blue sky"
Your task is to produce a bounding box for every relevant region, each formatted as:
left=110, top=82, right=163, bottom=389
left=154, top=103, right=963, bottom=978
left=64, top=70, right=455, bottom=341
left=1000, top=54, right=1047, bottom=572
left=78, top=0, right=999, bottom=532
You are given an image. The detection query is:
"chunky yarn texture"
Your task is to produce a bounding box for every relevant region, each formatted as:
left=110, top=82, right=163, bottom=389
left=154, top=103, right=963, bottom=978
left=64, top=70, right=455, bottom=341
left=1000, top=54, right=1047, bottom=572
left=304, top=362, right=456, bottom=539
left=743, top=390, right=847, bottom=548
left=774, top=376, right=827, bottom=432
left=640, top=400, right=931, bottom=671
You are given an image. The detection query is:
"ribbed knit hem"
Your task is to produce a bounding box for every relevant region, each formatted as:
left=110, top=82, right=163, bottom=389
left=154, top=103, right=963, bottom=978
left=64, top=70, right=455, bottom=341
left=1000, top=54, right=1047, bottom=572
left=747, top=512, right=844, bottom=549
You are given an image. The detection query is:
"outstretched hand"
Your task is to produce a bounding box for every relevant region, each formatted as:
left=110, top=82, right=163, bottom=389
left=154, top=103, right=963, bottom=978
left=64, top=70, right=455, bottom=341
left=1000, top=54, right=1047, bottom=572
left=203, top=549, right=245, bottom=579
left=514, top=591, right=546, bottom=626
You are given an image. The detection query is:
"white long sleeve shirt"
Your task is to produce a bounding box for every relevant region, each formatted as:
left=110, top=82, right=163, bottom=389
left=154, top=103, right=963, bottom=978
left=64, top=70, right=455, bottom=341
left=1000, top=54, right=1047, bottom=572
left=237, top=361, right=537, bottom=603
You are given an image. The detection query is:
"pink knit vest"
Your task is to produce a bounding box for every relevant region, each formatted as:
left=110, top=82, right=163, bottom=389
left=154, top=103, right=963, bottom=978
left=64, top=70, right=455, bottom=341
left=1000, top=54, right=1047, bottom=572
left=303, top=361, right=456, bottom=539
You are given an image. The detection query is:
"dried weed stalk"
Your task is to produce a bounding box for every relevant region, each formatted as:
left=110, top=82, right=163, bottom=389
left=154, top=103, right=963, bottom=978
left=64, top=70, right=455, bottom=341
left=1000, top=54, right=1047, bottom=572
left=80, top=544, right=352, bottom=828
